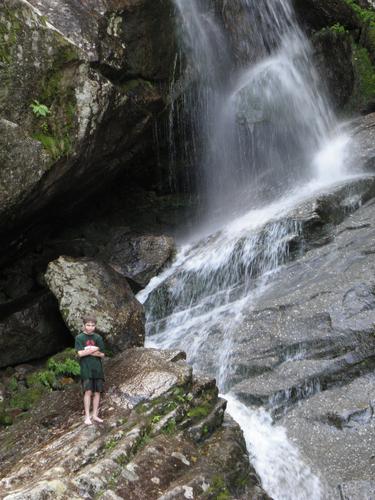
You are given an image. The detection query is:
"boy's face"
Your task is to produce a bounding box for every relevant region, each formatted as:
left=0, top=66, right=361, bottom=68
left=83, top=321, right=96, bottom=334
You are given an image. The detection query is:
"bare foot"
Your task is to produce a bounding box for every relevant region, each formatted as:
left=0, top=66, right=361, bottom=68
left=92, top=416, right=104, bottom=423
left=84, top=417, right=93, bottom=425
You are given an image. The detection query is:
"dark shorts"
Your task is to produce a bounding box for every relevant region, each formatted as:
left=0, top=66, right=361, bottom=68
left=82, top=378, right=104, bottom=393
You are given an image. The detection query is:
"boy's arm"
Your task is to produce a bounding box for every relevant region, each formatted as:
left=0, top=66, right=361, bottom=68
left=77, top=348, right=99, bottom=357
left=91, top=350, right=105, bottom=358
left=95, top=335, right=105, bottom=357
left=75, top=335, right=98, bottom=357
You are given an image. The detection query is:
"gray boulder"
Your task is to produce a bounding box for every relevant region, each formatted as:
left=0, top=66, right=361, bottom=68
left=44, top=256, right=145, bottom=351
left=103, top=231, right=175, bottom=288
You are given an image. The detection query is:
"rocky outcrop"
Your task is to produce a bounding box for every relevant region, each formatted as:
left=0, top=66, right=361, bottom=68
left=45, top=256, right=145, bottom=352
left=102, top=232, right=176, bottom=289
left=293, top=0, right=375, bottom=113
left=0, top=0, right=177, bottom=259
left=293, top=0, right=361, bottom=32
left=0, top=348, right=269, bottom=499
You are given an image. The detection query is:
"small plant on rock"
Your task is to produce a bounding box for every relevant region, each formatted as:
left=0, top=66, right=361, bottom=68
left=30, top=100, right=50, bottom=118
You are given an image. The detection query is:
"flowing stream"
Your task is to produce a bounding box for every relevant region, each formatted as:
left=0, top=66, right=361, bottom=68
left=139, top=1, right=354, bottom=498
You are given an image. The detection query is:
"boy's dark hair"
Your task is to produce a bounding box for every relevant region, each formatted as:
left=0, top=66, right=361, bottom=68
left=83, top=315, right=97, bottom=324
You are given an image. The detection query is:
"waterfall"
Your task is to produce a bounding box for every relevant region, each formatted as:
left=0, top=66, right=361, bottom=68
left=171, top=0, right=347, bottom=221
left=140, top=0, right=354, bottom=498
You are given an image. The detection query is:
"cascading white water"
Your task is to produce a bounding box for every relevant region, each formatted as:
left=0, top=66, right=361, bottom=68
left=171, top=0, right=348, bottom=220
left=140, top=1, right=354, bottom=498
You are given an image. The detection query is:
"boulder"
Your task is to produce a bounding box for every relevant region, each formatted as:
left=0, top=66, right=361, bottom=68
left=103, top=231, right=175, bottom=288
left=0, top=348, right=270, bottom=499
left=44, top=256, right=145, bottom=352
left=0, top=292, right=70, bottom=368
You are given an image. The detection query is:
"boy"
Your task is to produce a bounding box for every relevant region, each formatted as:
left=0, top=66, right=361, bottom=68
left=75, top=316, right=105, bottom=425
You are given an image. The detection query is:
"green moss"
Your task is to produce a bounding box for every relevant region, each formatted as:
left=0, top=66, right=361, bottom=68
left=133, top=428, right=151, bottom=452
left=104, top=437, right=118, bottom=450
left=205, top=476, right=231, bottom=500
left=9, top=385, right=47, bottom=411
left=162, top=417, right=177, bottom=435
left=0, top=403, right=13, bottom=426
left=7, top=376, right=18, bottom=392
left=115, top=453, right=128, bottom=466
left=346, top=43, right=375, bottom=111
left=0, top=8, right=22, bottom=65
left=187, top=404, right=211, bottom=419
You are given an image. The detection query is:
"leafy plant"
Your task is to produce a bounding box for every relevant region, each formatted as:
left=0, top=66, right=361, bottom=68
left=30, top=100, right=50, bottom=118
left=47, top=357, right=80, bottom=377
left=329, top=23, right=347, bottom=34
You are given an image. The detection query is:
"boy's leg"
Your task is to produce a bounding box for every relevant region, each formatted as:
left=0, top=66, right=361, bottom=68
left=84, top=390, right=93, bottom=425
left=92, top=392, right=103, bottom=422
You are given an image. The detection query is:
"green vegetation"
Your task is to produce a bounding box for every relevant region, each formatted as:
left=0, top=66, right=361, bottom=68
left=329, top=23, right=348, bottom=34
left=344, top=0, right=375, bottom=55
left=0, top=8, right=21, bottom=65
left=346, top=43, right=375, bottom=112
left=205, top=476, right=231, bottom=500
left=187, top=404, right=211, bottom=419
left=0, top=349, right=80, bottom=427
left=104, top=437, right=118, bottom=451
left=115, top=453, right=128, bottom=466
left=134, top=428, right=151, bottom=452
left=47, top=355, right=80, bottom=377
left=162, top=418, right=176, bottom=435
left=30, top=100, right=50, bottom=118
left=344, top=0, right=375, bottom=24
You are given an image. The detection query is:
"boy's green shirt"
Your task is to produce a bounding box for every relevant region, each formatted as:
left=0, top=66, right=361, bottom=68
left=75, top=332, right=105, bottom=380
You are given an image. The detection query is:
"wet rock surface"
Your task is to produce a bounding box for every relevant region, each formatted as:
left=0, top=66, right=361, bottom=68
left=228, top=191, right=375, bottom=491
left=0, top=348, right=269, bottom=499
left=145, top=175, right=375, bottom=496
left=102, top=232, right=176, bottom=289
left=45, top=256, right=145, bottom=352
left=351, top=112, right=375, bottom=171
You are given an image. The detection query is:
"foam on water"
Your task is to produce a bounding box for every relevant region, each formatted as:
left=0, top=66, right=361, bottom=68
left=224, top=394, right=326, bottom=500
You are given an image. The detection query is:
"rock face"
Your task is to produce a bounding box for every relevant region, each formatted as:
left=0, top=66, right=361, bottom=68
left=226, top=189, right=375, bottom=492
left=45, top=256, right=145, bottom=352
left=293, top=0, right=375, bottom=113
left=0, top=348, right=269, bottom=499
left=103, top=232, right=176, bottom=289
left=0, top=0, right=176, bottom=258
